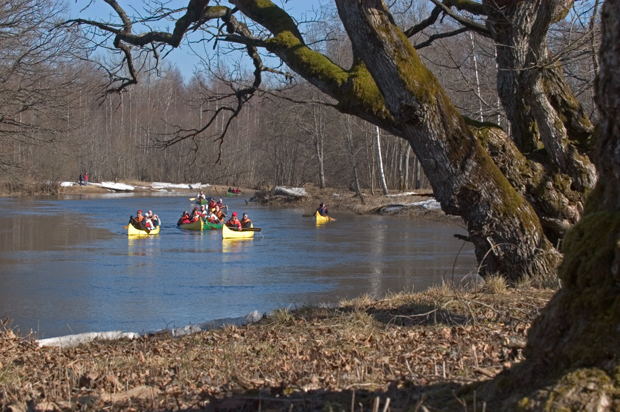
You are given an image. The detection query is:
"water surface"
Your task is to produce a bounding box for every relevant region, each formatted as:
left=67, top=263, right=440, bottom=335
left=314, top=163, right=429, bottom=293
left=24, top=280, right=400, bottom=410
left=0, top=194, right=475, bottom=338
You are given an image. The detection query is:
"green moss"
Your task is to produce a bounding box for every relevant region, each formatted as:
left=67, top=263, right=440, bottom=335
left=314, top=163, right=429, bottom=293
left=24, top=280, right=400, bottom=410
left=463, top=116, right=503, bottom=131
left=235, top=0, right=302, bottom=38
left=529, top=203, right=620, bottom=367
left=560, top=209, right=620, bottom=285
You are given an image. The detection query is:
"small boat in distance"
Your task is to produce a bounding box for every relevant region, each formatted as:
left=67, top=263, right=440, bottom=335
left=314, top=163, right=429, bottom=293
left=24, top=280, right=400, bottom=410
left=178, top=218, right=204, bottom=231
left=127, top=224, right=160, bottom=236
left=222, top=224, right=256, bottom=239
left=314, top=211, right=330, bottom=225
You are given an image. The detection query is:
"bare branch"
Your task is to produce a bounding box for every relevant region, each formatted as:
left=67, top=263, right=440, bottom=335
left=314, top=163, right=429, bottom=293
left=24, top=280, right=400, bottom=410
left=415, top=27, right=469, bottom=49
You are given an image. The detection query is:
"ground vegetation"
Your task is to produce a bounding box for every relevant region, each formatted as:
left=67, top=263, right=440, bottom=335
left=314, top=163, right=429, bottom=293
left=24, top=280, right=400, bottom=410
left=0, top=286, right=553, bottom=411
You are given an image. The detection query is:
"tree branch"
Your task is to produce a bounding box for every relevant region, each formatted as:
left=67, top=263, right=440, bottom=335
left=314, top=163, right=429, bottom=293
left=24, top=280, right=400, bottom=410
left=427, top=0, right=490, bottom=36
left=404, top=6, right=442, bottom=38
left=415, top=27, right=470, bottom=49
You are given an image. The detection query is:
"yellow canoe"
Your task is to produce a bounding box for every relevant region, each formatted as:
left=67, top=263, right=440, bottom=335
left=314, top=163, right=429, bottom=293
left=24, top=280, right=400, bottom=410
left=178, top=218, right=204, bottom=231
left=222, top=223, right=255, bottom=239
left=127, top=224, right=160, bottom=236
left=314, top=211, right=330, bottom=225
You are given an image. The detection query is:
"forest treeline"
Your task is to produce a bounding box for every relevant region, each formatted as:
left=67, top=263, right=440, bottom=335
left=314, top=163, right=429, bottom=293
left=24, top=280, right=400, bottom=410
left=0, top=0, right=597, bottom=194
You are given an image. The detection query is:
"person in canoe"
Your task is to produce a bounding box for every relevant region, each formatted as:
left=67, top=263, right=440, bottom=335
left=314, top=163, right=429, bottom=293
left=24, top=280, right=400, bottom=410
left=216, top=205, right=227, bottom=220
left=225, top=212, right=242, bottom=230
left=199, top=205, right=208, bottom=218
left=207, top=210, right=221, bottom=224
left=196, top=191, right=206, bottom=203
left=129, top=210, right=148, bottom=231
left=190, top=207, right=202, bottom=223
left=241, top=213, right=252, bottom=228
left=208, top=198, right=217, bottom=212
left=177, top=211, right=191, bottom=226
left=217, top=198, right=226, bottom=209
left=147, top=210, right=160, bottom=227
left=317, top=202, right=329, bottom=217
left=144, top=215, right=155, bottom=231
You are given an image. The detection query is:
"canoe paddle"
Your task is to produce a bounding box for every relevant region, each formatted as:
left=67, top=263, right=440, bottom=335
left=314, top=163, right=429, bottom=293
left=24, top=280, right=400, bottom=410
left=189, top=197, right=196, bottom=201
left=229, top=227, right=262, bottom=232
left=123, top=224, right=129, bottom=230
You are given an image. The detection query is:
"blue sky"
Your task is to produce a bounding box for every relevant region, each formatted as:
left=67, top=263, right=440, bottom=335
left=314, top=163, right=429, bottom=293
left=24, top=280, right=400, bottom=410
left=68, top=1, right=321, bottom=80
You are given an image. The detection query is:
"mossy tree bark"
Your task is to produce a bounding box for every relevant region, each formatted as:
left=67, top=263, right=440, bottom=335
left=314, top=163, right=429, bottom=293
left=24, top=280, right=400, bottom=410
left=482, top=2, right=620, bottom=407
left=329, top=0, right=561, bottom=281
left=525, top=0, right=620, bottom=376
left=486, top=0, right=597, bottom=194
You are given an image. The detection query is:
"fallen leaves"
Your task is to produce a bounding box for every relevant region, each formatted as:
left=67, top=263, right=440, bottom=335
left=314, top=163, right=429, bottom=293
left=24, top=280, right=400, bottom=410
left=0, top=287, right=553, bottom=411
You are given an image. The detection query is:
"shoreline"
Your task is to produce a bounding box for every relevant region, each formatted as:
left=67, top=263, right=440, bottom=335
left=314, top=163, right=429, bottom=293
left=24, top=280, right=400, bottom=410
left=4, top=180, right=463, bottom=226
left=1, top=285, right=554, bottom=411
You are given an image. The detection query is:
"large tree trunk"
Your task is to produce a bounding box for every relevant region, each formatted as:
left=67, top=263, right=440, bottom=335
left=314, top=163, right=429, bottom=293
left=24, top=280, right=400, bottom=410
left=482, top=1, right=620, bottom=408
left=487, top=0, right=597, bottom=193
left=334, top=0, right=561, bottom=282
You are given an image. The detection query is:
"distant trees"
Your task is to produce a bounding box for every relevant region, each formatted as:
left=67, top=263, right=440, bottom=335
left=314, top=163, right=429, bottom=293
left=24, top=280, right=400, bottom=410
left=0, top=0, right=83, bottom=182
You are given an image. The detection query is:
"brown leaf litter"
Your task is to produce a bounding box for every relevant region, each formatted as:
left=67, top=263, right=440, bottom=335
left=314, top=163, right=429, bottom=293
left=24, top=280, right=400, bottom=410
left=0, top=286, right=553, bottom=411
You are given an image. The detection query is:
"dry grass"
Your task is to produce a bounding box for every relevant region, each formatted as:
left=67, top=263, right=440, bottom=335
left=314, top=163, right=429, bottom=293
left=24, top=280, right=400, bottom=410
left=482, top=274, right=508, bottom=295
left=0, top=287, right=554, bottom=411
left=0, top=179, right=61, bottom=196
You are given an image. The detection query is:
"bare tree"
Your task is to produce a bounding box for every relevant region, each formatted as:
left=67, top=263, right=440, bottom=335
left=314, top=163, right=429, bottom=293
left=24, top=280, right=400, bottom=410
left=374, top=126, right=389, bottom=195
left=0, top=0, right=83, bottom=181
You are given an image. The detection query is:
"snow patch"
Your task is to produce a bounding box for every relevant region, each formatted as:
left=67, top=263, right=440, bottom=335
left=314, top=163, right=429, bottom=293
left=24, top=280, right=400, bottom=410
left=38, top=331, right=140, bottom=348
left=100, top=182, right=135, bottom=191
left=385, top=191, right=420, bottom=197
left=37, top=311, right=263, bottom=347
left=273, top=186, right=307, bottom=197
left=408, top=199, right=442, bottom=210
left=151, top=182, right=209, bottom=190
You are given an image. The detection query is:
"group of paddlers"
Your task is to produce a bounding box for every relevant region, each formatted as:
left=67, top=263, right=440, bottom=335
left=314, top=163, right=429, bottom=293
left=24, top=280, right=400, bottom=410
left=228, top=187, right=241, bottom=194
left=128, top=209, right=161, bottom=232
left=177, top=203, right=225, bottom=226
left=177, top=192, right=252, bottom=229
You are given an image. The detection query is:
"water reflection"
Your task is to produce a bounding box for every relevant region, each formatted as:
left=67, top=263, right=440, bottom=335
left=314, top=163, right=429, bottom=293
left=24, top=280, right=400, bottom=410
left=0, top=195, right=476, bottom=337
left=222, top=238, right=254, bottom=254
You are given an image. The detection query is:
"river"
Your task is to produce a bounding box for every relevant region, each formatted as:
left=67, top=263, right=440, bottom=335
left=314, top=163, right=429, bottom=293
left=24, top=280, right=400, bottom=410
left=0, top=193, right=476, bottom=338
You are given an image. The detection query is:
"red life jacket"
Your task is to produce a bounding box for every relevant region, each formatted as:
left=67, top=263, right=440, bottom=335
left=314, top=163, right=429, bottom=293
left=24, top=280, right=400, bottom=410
left=226, top=218, right=241, bottom=229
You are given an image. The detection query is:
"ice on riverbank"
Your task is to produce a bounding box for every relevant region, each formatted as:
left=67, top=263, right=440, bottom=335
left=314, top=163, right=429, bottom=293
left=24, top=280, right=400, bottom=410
left=382, top=199, right=442, bottom=213
left=38, top=331, right=140, bottom=348
left=273, top=186, right=307, bottom=197
left=37, top=311, right=263, bottom=348
left=152, top=182, right=209, bottom=190
left=100, top=182, right=135, bottom=191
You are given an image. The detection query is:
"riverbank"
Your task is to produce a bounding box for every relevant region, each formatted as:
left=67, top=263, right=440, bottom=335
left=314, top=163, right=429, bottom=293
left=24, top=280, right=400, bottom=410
left=2, top=179, right=460, bottom=225
left=0, top=283, right=553, bottom=411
